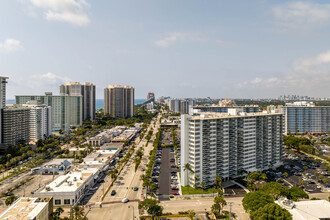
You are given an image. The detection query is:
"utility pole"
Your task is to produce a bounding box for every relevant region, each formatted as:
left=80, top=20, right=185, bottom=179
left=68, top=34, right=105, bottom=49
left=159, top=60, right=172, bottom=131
left=228, top=202, right=233, bottom=220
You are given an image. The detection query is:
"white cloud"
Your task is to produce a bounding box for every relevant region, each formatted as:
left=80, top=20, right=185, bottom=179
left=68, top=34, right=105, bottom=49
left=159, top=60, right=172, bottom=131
left=236, top=50, right=330, bottom=94
left=28, top=0, right=90, bottom=26
left=0, top=39, right=23, bottom=52
left=29, top=72, right=71, bottom=89
left=155, top=33, right=186, bottom=48
left=272, top=2, right=330, bottom=31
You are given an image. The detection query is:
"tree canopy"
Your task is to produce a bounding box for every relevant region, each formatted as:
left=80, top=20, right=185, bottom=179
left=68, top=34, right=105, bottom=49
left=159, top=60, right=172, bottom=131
left=242, top=191, right=274, bottom=213
left=250, top=203, right=292, bottom=220
left=287, top=186, right=309, bottom=201
left=259, top=182, right=288, bottom=200
left=138, top=199, right=163, bottom=218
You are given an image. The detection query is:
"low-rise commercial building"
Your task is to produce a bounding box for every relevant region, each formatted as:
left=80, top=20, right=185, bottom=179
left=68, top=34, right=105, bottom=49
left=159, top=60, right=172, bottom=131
left=276, top=199, right=330, bottom=220
left=181, top=109, right=283, bottom=187
left=0, top=197, right=53, bottom=220
left=34, top=168, right=100, bottom=206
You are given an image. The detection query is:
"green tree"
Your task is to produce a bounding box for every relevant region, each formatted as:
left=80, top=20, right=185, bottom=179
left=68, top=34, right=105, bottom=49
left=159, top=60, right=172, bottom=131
left=283, top=172, right=289, bottom=178
left=214, top=174, right=222, bottom=190
left=247, top=172, right=267, bottom=191
left=259, top=182, right=288, bottom=200
left=51, top=207, right=64, bottom=220
left=250, top=203, right=292, bottom=220
left=287, top=186, right=309, bottom=201
left=201, top=181, right=206, bottom=191
left=187, top=210, right=196, bottom=220
left=242, top=191, right=274, bottom=213
left=138, top=199, right=163, bottom=219
left=72, top=206, right=86, bottom=220
left=183, top=163, right=194, bottom=193
left=5, top=195, right=18, bottom=206
left=211, top=189, right=227, bottom=217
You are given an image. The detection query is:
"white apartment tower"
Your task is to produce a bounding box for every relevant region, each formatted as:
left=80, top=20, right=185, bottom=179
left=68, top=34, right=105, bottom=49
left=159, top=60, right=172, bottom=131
left=24, top=101, right=52, bottom=141
left=181, top=110, right=283, bottom=187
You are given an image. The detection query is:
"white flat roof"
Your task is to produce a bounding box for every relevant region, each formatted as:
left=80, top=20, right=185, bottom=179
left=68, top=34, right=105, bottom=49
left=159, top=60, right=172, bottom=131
left=0, top=197, right=49, bottom=220
left=38, top=168, right=99, bottom=193
left=278, top=200, right=330, bottom=220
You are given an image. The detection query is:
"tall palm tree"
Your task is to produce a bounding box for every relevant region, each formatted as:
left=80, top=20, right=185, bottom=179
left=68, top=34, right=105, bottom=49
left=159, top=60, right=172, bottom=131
left=184, top=163, right=194, bottom=194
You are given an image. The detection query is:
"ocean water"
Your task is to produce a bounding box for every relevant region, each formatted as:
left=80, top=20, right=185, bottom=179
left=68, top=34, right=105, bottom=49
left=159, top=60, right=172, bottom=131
left=7, top=99, right=146, bottom=110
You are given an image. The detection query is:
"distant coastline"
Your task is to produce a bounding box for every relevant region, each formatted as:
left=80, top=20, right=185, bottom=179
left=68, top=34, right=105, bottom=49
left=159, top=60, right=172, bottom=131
left=6, top=99, right=146, bottom=110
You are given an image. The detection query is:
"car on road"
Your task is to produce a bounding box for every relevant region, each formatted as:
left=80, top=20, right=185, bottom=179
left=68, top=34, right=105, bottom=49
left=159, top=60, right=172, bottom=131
left=170, top=159, right=175, bottom=162
left=122, top=198, right=129, bottom=203
left=111, top=190, right=116, bottom=196
left=171, top=164, right=176, bottom=168
left=133, top=187, right=138, bottom=191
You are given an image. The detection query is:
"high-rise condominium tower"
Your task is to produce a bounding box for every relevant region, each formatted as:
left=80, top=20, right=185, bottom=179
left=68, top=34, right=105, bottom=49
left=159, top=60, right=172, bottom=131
left=0, top=76, right=8, bottom=109
left=104, top=85, right=134, bottom=118
left=181, top=109, right=283, bottom=187
left=60, top=82, right=96, bottom=121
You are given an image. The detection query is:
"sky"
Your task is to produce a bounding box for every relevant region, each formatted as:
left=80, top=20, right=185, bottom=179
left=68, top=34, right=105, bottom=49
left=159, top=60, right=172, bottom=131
left=1, top=0, right=330, bottom=99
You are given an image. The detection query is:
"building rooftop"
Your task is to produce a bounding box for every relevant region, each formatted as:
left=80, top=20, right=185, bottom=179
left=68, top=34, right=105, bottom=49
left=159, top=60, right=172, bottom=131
left=38, top=168, right=98, bottom=193
left=189, top=111, right=282, bottom=120
left=0, top=197, right=50, bottom=220
left=276, top=199, right=330, bottom=220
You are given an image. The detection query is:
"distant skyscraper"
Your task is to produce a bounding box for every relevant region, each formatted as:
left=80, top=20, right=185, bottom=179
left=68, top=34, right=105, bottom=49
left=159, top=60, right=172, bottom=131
left=0, top=76, right=8, bottom=109
left=147, top=92, right=155, bottom=102
left=60, top=82, right=96, bottom=121
left=104, top=85, right=134, bottom=118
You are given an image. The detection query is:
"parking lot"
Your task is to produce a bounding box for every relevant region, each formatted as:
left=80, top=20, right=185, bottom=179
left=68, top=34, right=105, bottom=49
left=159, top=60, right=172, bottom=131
left=265, top=151, right=330, bottom=194
left=152, top=147, right=180, bottom=197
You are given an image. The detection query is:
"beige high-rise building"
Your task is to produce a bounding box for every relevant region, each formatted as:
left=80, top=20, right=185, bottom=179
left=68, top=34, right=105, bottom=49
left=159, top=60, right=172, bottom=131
left=60, top=82, right=96, bottom=121
left=104, top=85, right=134, bottom=118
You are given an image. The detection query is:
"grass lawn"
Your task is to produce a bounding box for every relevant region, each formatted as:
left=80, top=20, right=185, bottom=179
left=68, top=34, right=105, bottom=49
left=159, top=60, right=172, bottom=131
left=181, top=186, right=217, bottom=195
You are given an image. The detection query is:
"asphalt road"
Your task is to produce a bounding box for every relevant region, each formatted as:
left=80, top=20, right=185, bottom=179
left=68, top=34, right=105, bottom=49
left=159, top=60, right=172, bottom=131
left=86, top=114, right=162, bottom=220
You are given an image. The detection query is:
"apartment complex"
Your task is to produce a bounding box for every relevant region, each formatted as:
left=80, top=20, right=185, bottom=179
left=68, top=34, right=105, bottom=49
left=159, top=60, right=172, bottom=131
left=24, top=102, right=52, bottom=141
left=60, top=82, right=96, bottom=121
left=181, top=109, right=283, bottom=187
left=0, top=76, right=8, bottom=109
left=16, top=92, right=82, bottom=131
left=281, top=102, right=330, bottom=134
left=168, top=99, right=195, bottom=114
left=1, top=106, right=30, bottom=146
left=0, top=197, right=53, bottom=220
left=104, top=85, right=134, bottom=118
left=190, top=105, right=260, bottom=115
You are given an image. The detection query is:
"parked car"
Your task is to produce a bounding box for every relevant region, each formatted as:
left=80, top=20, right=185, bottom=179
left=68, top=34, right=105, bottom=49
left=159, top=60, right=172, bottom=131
left=171, top=186, right=179, bottom=190
left=172, top=192, right=179, bottom=195
left=170, top=159, right=175, bottom=162
left=111, top=190, right=116, bottom=196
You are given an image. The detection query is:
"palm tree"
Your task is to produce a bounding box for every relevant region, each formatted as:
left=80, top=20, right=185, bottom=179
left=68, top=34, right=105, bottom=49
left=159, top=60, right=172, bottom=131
left=73, top=206, right=85, bottom=220
left=184, top=163, right=194, bottom=194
